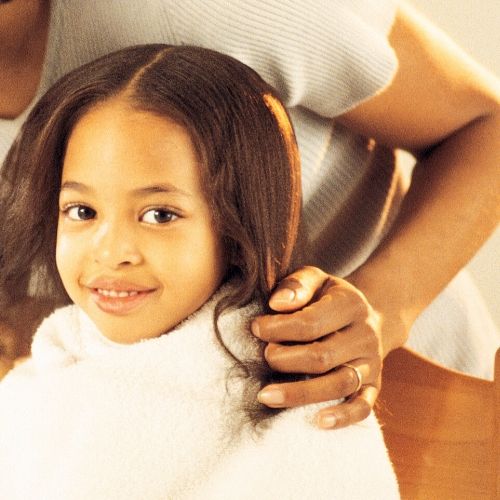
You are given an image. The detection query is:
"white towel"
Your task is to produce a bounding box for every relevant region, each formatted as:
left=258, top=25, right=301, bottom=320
left=0, top=292, right=399, bottom=499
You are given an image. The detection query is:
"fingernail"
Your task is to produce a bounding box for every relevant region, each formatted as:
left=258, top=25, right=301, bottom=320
left=271, top=288, right=295, bottom=305
left=251, top=321, right=261, bottom=338
left=257, top=388, right=285, bottom=406
left=318, top=414, right=337, bottom=429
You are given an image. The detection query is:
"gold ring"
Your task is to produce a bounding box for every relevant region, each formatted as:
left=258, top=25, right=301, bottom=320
left=341, top=363, right=363, bottom=393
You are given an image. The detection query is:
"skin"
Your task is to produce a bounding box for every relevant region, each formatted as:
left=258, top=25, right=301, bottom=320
left=1, top=1, right=499, bottom=428
left=57, top=98, right=226, bottom=343
left=0, top=0, right=50, bottom=119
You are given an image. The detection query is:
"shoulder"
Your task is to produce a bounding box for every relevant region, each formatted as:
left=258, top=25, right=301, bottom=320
left=338, top=2, right=500, bottom=152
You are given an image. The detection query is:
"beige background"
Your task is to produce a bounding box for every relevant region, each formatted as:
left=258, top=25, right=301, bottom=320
left=409, top=0, right=500, bottom=328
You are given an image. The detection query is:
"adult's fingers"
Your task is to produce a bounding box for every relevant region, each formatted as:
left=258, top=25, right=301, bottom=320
left=266, top=266, right=328, bottom=313
left=252, top=279, right=369, bottom=343
left=264, top=323, right=379, bottom=374
left=256, top=359, right=374, bottom=407
left=316, top=385, right=379, bottom=429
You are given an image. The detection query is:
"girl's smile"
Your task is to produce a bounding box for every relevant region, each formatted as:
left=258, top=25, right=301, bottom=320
left=85, top=278, right=158, bottom=316
left=90, top=289, right=157, bottom=316
left=56, top=97, right=226, bottom=343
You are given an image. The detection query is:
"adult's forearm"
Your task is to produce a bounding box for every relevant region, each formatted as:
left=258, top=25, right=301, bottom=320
left=348, top=111, right=500, bottom=356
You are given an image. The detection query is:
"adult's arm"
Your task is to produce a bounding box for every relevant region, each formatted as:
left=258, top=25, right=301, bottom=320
left=342, top=2, right=499, bottom=352
left=253, top=2, right=500, bottom=428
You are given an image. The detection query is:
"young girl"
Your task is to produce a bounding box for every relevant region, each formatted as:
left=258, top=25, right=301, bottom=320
left=0, top=45, right=399, bottom=499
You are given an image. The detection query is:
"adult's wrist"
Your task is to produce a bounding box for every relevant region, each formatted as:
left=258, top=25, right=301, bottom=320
left=346, top=261, right=418, bottom=357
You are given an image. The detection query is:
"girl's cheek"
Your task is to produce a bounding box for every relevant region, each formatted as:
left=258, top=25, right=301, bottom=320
left=55, top=233, right=78, bottom=279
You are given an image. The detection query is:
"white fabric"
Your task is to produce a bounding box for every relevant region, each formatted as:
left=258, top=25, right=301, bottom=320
left=0, top=0, right=497, bottom=377
left=0, top=296, right=399, bottom=500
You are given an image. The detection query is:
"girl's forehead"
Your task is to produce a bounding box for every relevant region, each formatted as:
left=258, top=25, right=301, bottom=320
left=62, top=100, right=203, bottom=197
left=73, top=98, right=184, bottom=138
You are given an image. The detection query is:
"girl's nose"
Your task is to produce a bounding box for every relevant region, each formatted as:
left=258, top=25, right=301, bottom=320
left=91, top=221, right=142, bottom=269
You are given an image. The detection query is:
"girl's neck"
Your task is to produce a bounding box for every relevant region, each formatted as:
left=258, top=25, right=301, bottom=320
left=0, top=0, right=51, bottom=119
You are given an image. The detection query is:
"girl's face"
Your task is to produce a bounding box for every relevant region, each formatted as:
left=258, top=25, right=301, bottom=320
left=57, top=98, right=226, bottom=343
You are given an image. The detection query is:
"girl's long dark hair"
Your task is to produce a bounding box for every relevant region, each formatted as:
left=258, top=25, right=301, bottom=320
left=0, top=44, right=302, bottom=426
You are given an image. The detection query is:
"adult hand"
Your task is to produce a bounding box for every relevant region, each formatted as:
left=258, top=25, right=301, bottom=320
left=251, top=266, right=386, bottom=429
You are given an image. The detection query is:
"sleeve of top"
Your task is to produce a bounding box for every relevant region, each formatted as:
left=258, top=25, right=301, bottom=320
left=169, top=0, right=398, bottom=118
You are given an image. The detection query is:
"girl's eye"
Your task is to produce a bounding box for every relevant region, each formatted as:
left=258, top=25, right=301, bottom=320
left=141, top=208, right=178, bottom=225
left=64, top=205, right=96, bottom=221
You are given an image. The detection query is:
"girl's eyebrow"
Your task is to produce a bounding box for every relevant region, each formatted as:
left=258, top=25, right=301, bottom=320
left=60, top=181, right=90, bottom=193
left=60, top=181, right=191, bottom=198
left=132, top=184, right=192, bottom=198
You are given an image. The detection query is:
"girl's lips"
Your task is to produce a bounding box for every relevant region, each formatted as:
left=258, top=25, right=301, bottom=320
left=89, top=287, right=156, bottom=315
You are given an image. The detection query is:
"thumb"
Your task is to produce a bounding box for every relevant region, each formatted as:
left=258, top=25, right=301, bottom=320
left=269, top=266, right=327, bottom=312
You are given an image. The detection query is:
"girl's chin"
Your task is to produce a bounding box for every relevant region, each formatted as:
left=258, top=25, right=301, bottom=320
left=94, top=321, right=164, bottom=344
left=85, top=308, right=170, bottom=344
